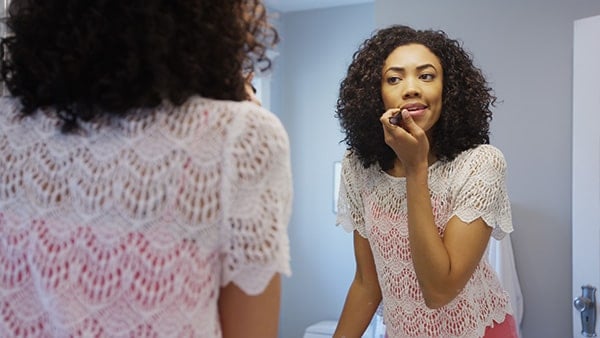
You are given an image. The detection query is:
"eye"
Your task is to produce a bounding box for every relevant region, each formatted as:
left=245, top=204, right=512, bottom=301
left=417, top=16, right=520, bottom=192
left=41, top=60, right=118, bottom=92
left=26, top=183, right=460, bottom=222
left=386, top=76, right=401, bottom=85
left=420, top=73, right=436, bottom=81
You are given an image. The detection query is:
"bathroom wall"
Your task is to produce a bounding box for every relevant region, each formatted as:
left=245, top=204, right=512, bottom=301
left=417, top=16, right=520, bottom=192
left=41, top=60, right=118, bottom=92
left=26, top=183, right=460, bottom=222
left=271, top=1, right=600, bottom=338
left=269, top=4, right=375, bottom=337
left=375, top=1, right=600, bottom=337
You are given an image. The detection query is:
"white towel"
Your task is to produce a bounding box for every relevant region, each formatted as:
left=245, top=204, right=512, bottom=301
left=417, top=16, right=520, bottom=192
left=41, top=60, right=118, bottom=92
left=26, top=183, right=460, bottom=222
left=488, top=234, right=524, bottom=337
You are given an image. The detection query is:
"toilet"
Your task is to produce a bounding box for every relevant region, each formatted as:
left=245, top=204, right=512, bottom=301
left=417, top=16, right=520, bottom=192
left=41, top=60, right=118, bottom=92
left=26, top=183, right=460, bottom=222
left=303, top=321, right=337, bottom=338
left=303, top=317, right=383, bottom=338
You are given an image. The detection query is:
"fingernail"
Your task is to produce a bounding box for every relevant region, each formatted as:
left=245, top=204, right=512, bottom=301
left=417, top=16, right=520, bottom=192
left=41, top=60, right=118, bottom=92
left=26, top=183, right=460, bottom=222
left=401, top=109, right=410, bottom=118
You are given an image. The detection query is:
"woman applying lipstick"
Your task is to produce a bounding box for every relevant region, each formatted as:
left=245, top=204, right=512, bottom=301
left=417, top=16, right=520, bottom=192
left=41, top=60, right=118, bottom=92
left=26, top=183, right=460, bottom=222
left=333, top=25, right=518, bottom=338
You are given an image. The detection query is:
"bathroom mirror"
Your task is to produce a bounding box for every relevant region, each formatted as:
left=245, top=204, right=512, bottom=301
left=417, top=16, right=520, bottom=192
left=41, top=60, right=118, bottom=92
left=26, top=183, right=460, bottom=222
left=269, top=1, right=600, bottom=338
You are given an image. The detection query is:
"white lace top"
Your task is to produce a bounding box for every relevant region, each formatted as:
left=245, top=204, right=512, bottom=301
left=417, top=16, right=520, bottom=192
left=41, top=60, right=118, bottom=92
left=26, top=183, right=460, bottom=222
left=337, top=144, right=514, bottom=338
left=0, top=96, right=292, bottom=337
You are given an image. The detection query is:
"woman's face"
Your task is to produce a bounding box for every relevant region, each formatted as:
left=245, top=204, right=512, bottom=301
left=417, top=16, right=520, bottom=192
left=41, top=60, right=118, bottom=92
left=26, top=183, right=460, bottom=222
left=381, top=43, right=443, bottom=133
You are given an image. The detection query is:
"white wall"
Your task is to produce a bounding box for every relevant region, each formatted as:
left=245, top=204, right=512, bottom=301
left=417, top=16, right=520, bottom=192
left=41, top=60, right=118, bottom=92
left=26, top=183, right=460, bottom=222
left=272, top=1, right=600, bottom=337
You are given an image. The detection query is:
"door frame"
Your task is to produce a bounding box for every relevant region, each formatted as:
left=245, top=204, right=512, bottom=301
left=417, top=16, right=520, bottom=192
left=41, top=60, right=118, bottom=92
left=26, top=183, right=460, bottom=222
left=572, top=14, right=600, bottom=338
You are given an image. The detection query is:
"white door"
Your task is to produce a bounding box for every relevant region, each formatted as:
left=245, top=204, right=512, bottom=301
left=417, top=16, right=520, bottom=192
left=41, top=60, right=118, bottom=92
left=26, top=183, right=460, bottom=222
left=572, top=14, right=600, bottom=338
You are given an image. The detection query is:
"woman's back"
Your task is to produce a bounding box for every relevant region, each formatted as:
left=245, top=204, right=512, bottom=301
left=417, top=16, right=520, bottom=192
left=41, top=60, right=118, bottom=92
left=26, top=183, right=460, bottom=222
left=0, top=96, right=292, bottom=337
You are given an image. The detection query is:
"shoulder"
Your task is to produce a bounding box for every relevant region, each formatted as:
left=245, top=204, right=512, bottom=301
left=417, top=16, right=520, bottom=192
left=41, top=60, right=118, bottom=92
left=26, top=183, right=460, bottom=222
left=342, top=150, right=381, bottom=174
left=459, top=144, right=505, bottom=160
left=186, top=96, right=289, bottom=142
left=455, top=144, right=507, bottom=172
left=475, top=144, right=505, bottom=160
left=341, top=150, right=387, bottom=194
left=342, top=150, right=358, bottom=168
left=440, top=145, right=508, bottom=189
left=0, top=97, right=26, bottom=126
left=341, top=150, right=370, bottom=180
left=188, top=96, right=281, bottom=123
left=226, top=100, right=287, bottom=140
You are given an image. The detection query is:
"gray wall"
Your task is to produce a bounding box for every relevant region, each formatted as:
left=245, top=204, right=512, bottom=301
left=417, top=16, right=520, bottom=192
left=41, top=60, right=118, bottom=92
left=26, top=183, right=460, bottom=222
left=271, top=1, right=600, bottom=338
left=270, top=4, right=375, bottom=337
left=376, top=1, right=600, bottom=337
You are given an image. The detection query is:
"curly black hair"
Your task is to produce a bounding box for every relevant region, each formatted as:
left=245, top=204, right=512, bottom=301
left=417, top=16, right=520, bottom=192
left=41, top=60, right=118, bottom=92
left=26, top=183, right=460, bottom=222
left=336, top=25, right=496, bottom=170
left=0, top=0, right=278, bottom=132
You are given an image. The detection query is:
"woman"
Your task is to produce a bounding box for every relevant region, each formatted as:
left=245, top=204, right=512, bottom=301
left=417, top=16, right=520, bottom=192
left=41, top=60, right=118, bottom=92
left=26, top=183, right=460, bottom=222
left=333, top=25, right=518, bottom=338
left=0, top=0, right=291, bottom=337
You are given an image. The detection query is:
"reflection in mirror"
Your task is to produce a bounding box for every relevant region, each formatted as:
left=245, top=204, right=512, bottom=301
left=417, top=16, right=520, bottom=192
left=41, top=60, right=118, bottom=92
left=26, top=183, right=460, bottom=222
left=274, top=1, right=600, bottom=337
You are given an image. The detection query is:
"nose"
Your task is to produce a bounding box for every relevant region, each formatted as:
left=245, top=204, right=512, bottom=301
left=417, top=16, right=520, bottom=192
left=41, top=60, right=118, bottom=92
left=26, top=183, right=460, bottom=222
left=402, top=78, right=421, bottom=99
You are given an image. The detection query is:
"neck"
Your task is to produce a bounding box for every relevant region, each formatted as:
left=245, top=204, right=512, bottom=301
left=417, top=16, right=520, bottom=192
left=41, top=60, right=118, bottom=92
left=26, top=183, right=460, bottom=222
left=386, top=153, right=438, bottom=178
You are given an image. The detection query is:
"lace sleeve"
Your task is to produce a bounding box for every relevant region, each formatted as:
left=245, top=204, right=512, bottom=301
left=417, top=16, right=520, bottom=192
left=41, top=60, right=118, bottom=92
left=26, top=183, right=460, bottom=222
left=336, top=151, right=367, bottom=238
left=452, top=145, right=513, bottom=240
left=220, top=104, right=292, bottom=295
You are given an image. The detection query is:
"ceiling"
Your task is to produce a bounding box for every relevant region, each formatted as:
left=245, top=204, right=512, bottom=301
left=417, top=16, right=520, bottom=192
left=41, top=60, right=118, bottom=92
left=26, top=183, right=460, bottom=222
left=264, top=0, right=373, bottom=13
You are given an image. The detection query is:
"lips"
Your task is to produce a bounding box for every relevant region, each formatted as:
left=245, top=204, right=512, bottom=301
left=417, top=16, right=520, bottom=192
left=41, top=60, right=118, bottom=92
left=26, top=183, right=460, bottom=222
left=401, top=103, right=428, bottom=118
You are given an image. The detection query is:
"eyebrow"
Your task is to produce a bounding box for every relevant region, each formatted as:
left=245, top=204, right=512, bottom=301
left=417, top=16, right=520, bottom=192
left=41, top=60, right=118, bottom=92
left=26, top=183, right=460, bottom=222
left=384, top=63, right=438, bottom=73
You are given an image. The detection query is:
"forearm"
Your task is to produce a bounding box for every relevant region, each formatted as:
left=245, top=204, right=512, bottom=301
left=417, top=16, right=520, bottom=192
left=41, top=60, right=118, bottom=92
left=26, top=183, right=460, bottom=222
left=334, top=278, right=381, bottom=337
left=218, top=274, right=281, bottom=338
left=405, top=168, right=454, bottom=307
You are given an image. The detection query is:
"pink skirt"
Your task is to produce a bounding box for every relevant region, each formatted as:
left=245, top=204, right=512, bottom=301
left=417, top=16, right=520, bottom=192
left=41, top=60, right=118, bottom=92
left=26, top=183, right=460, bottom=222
left=483, top=314, right=518, bottom=338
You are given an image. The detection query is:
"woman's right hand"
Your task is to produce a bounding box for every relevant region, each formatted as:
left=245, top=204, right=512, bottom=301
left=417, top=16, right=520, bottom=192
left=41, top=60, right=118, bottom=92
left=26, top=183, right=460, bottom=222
left=244, top=72, right=261, bottom=106
left=380, top=108, right=430, bottom=174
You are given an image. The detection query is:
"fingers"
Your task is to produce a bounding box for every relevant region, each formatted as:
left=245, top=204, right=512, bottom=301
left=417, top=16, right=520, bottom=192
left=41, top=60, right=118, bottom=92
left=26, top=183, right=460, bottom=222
left=399, top=109, right=418, bottom=133
left=380, top=109, right=430, bottom=169
left=381, top=109, right=413, bottom=150
left=244, top=72, right=261, bottom=106
left=381, top=108, right=402, bottom=127
left=245, top=71, right=255, bottom=83
left=380, top=108, right=426, bottom=143
left=382, top=109, right=415, bottom=132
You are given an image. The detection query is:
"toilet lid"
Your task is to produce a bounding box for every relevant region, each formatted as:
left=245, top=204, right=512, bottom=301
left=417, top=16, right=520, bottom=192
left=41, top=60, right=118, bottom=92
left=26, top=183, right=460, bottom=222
left=305, top=320, right=337, bottom=334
